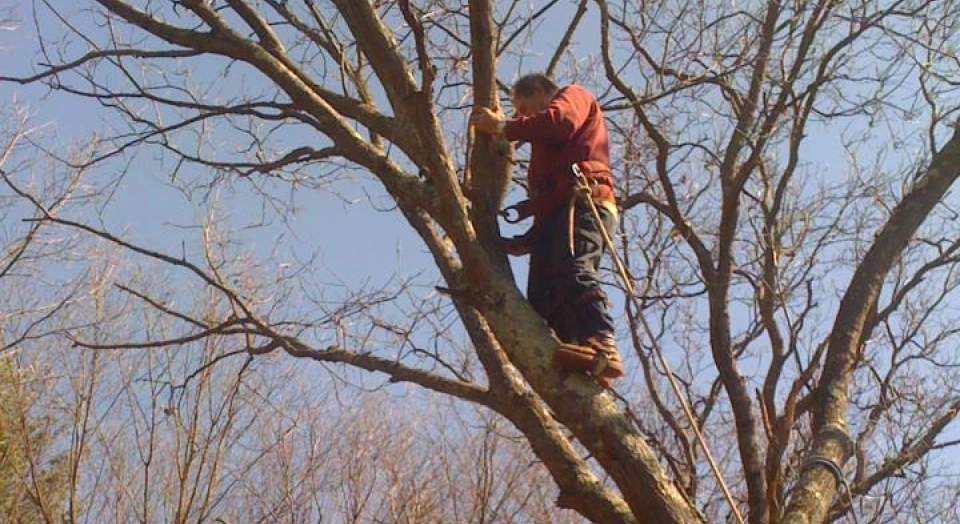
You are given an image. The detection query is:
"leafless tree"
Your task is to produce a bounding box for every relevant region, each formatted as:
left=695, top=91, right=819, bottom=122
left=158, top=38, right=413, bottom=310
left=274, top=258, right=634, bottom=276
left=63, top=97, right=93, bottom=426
left=0, top=98, right=88, bottom=524
left=4, top=1, right=960, bottom=523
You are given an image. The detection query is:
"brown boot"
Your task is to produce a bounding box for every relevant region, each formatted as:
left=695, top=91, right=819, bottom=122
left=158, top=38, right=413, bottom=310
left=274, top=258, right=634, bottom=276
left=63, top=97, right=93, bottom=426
left=580, top=334, right=624, bottom=380
left=553, top=341, right=599, bottom=372
left=553, top=344, right=614, bottom=389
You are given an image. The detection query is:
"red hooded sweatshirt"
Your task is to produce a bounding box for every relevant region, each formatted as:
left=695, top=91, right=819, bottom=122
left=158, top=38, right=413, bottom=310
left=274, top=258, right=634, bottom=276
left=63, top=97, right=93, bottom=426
left=503, top=84, right=615, bottom=220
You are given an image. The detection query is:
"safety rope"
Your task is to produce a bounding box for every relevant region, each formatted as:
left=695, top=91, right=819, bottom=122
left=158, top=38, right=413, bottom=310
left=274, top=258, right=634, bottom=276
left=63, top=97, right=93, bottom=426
left=804, top=456, right=861, bottom=524
left=571, top=163, right=746, bottom=524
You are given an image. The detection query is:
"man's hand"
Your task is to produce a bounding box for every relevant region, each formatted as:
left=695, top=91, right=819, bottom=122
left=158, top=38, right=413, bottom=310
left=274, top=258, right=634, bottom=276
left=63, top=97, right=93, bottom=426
left=501, top=234, right=532, bottom=257
left=470, top=107, right=505, bottom=135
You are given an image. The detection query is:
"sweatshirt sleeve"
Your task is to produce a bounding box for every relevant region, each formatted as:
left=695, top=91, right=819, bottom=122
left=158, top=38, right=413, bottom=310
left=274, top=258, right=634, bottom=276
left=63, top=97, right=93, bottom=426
left=503, top=85, right=592, bottom=144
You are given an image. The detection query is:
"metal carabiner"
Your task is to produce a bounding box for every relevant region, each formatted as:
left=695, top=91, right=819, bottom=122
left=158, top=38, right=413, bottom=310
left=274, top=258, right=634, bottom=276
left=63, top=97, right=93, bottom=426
left=571, top=162, right=594, bottom=198
left=499, top=204, right=523, bottom=224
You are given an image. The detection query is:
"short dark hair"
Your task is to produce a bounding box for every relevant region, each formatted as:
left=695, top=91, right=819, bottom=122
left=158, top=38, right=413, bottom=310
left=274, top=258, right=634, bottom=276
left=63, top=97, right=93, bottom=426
left=511, top=73, right=559, bottom=97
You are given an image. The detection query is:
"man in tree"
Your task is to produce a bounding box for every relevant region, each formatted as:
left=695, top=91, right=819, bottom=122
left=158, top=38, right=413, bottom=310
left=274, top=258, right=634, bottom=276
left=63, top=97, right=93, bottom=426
left=471, top=73, right=623, bottom=387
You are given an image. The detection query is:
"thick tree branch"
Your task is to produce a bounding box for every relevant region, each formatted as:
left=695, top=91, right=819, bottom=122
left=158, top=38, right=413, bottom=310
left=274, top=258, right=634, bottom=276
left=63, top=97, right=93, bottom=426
left=467, top=0, right=513, bottom=264
left=783, top=125, right=960, bottom=524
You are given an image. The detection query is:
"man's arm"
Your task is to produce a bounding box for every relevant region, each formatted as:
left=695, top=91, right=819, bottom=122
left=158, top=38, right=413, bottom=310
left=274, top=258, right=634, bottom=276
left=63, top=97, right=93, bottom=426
left=504, top=86, right=592, bottom=143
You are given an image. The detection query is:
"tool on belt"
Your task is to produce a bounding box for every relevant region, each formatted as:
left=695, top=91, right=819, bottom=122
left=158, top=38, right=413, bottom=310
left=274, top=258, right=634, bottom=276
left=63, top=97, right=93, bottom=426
left=498, top=160, right=613, bottom=226
left=498, top=203, right=526, bottom=224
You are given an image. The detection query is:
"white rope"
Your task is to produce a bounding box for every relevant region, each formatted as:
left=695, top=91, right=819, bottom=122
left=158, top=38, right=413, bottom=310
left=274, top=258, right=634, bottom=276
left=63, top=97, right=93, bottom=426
left=572, top=163, right=746, bottom=524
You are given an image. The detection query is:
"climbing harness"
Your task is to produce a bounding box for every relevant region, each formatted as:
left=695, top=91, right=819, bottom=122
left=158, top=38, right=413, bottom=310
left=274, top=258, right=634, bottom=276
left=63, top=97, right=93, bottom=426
left=571, top=162, right=747, bottom=524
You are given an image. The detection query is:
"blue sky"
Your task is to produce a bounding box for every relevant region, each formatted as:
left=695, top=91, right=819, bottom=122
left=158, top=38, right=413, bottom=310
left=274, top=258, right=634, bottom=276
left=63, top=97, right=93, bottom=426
left=3, top=2, right=960, bottom=518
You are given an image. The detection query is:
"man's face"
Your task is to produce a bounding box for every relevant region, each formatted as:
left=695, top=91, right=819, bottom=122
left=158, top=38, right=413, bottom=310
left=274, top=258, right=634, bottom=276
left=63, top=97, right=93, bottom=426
left=511, top=89, right=550, bottom=117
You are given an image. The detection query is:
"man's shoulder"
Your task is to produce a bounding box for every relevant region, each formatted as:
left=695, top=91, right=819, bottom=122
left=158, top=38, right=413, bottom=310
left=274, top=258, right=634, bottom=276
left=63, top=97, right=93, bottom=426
left=555, top=83, right=598, bottom=103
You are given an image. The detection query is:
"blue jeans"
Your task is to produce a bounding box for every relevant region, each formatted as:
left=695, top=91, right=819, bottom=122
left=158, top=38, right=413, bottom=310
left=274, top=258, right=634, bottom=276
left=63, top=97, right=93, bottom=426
left=527, top=201, right=617, bottom=343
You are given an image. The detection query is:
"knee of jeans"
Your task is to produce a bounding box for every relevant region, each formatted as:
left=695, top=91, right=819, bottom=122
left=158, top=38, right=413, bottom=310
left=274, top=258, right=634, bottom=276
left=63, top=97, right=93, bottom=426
left=573, top=261, right=602, bottom=283
left=575, top=287, right=609, bottom=308
left=574, top=237, right=602, bottom=259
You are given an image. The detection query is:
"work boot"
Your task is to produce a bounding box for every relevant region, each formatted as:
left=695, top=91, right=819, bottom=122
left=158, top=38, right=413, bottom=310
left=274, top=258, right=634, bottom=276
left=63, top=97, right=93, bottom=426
left=580, top=334, right=624, bottom=380
left=553, top=341, right=598, bottom=372
left=553, top=335, right=624, bottom=388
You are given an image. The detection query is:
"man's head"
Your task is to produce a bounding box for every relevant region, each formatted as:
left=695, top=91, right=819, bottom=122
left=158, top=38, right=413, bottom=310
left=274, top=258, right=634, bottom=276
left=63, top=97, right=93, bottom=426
left=511, top=73, right=558, bottom=117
